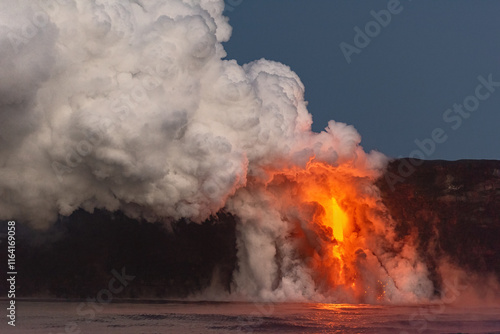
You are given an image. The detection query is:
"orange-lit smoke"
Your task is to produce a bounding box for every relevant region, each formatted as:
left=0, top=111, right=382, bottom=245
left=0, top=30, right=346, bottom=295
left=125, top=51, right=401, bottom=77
left=236, top=157, right=434, bottom=303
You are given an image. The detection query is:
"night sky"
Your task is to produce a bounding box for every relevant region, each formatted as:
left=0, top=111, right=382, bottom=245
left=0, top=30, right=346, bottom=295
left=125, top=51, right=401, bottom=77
left=223, top=0, right=500, bottom=160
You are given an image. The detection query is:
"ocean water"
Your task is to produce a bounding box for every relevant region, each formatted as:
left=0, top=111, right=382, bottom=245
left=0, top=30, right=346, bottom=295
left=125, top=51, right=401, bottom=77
left=3, top=300, right=500, bottom=334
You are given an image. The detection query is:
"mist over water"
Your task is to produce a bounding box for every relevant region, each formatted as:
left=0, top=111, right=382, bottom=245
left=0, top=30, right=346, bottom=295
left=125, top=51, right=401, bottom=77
left=1, top=0, right=498, bottom=305
left=6, top=301, right=500, bottom=334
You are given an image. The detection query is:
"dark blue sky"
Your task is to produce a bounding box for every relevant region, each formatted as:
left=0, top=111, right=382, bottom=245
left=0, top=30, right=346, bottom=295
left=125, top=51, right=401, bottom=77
left=223, top=0, right=500, bottom=160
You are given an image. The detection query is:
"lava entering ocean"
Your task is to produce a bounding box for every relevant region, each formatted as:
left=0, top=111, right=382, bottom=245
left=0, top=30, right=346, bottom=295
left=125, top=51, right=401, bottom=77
left=229, top=157, right=432, bottom=303
left=228, top=156, right=434, bottom=303
left=0, top=0, right=447, bottom=304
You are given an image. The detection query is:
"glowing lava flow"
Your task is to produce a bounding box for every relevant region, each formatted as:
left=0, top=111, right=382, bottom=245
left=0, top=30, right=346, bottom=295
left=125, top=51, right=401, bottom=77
left=330, top=198, right=348, bottom=242
left=265, top=157, right=390, bottom=301
left=303, top=187, right=348, bottom=243
left=231, top=154, right=434, bottom=303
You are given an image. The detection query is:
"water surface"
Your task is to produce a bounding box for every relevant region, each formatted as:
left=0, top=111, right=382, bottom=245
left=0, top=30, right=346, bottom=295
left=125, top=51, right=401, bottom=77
left=3, top=300, right=500, bottom=333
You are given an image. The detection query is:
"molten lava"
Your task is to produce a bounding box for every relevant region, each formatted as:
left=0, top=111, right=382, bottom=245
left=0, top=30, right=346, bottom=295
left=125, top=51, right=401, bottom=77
left=266, top=157, right=389, bottom=301
left=303, top=186, right=347, bottom=242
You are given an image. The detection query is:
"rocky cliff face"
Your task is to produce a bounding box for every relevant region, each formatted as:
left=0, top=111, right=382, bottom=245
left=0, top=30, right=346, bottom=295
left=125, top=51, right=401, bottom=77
left=1, top=159, right=499, bottom=298
left=0, top=211, right=238, bottom=298
left=377, top=159, right=500, bottom=284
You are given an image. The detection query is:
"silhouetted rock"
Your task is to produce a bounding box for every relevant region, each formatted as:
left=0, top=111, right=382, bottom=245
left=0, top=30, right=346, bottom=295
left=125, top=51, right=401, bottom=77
left=377, top=159, right=500, bottom=284
left=0, top=210, right=238, bottom=298
left=1, top=159, right=498, bottom=298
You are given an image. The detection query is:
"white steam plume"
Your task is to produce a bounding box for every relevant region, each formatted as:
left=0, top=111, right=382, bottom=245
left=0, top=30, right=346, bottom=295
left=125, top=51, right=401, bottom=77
left=0, top=0, right=435, bottom=302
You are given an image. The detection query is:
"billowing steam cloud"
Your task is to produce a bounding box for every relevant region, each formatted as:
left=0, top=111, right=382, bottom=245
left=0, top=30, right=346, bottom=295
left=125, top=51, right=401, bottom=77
left=1, top=0, right=436, bottom=302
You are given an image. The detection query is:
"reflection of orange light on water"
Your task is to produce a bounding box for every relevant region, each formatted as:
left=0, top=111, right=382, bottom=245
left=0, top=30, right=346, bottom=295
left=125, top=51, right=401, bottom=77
left=314, top=303, right=376, bottom=311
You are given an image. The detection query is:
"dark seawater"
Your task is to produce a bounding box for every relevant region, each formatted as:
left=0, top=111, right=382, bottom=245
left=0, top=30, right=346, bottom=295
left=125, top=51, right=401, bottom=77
left=2, top=300, right=500, bottom=334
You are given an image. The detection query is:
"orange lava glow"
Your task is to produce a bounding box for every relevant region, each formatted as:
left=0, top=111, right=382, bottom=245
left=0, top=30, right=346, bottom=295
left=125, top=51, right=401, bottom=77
left=265, top=157, right=388, bottom=301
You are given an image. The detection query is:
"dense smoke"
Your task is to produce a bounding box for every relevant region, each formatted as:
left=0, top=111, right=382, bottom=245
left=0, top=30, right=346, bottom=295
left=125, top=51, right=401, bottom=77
left=0, top=0, right=445, bottom=302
